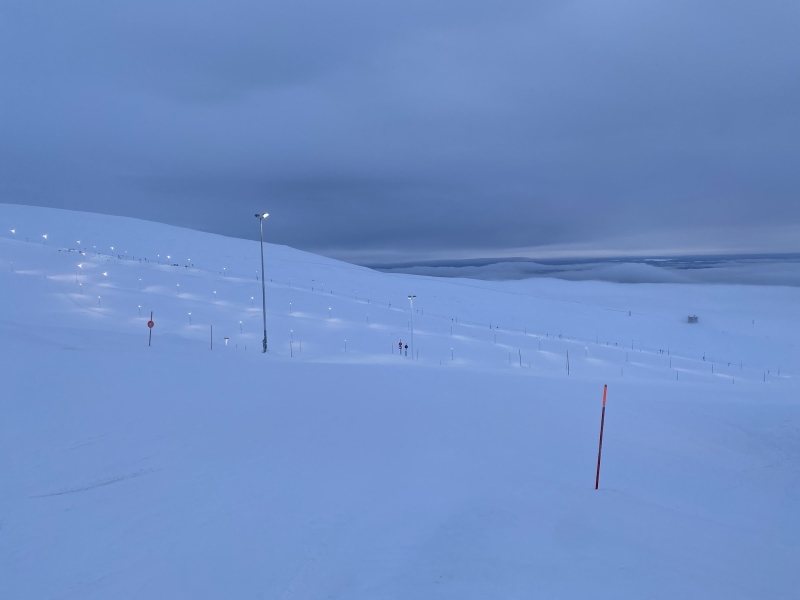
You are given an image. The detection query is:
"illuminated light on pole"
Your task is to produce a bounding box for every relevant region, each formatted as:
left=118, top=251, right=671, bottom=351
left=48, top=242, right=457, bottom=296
left=254, top=212, right=269, bottom=353
left=239, top=320, right=242, bottom=333
left=42, top=234, right=47, bottom=245
left=289, top=302, right=292, bottom=314
left=98, top=296, right=101, bottom=308
left=79, top=283, right=82, bottom=294
left=176, top=283, right=180, bottom=294
left=328, top=307, right=332, bottom=318
left=188, top=312, right=192, bottom=324
left=10, top=229, right=16, bottom=239
left=251, top=296, right=254, bottom=307
left=223, top=267, right=226, bottom=277
left=138, top=305, right=141, bottom=317
left=139, top=278, right=142, bottom=290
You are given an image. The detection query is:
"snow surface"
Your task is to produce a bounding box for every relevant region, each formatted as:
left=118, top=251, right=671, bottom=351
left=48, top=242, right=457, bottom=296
left=1, top=203, right=799, bottom=599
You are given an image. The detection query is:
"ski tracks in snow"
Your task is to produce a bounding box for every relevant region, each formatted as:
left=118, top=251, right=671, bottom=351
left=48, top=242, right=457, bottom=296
left=30, top=467, right=160, bottom=498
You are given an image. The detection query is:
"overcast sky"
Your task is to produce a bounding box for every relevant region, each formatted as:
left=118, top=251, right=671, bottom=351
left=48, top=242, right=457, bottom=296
left=1, top=1, right=798, bottom=263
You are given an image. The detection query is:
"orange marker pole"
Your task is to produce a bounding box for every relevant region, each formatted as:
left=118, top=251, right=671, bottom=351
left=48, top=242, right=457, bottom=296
left=595, top=385, right=608, bottom=490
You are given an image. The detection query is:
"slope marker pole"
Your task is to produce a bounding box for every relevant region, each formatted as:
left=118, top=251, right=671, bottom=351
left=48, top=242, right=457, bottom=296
left=595, top=385, right=608, bottom=490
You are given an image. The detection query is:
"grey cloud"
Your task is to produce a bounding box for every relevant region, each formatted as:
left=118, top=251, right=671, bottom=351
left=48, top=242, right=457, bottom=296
left=1, top=0, right=798, bottom=262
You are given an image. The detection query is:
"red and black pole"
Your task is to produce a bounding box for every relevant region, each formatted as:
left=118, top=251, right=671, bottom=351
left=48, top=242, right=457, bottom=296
left=595, top=384, right=608, bottom=490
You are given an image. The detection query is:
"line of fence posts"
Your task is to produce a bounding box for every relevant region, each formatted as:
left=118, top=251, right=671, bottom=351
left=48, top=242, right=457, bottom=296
left=56, top=262, right=771, bottom=378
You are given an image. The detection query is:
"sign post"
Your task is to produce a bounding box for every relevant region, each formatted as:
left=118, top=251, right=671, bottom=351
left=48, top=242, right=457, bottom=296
left=147, top=312, right=154, bottom=346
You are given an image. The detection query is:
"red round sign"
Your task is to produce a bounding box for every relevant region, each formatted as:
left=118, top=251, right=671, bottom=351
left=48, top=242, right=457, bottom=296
left=147, top=320, right=154, bottom=328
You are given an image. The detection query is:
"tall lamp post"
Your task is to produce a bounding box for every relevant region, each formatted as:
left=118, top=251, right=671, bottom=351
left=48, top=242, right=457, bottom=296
left=255, top=212, right=269, bottom=352
left=408, top=295, right=416, bottom=358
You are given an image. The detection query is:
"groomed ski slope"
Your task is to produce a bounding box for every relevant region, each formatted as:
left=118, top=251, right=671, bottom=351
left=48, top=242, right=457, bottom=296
left=1, top=203, right=799, bottom=599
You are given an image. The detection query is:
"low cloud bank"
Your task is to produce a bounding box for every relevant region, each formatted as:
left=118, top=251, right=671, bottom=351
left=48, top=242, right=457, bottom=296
left=378, top=259, right=800, bottom=287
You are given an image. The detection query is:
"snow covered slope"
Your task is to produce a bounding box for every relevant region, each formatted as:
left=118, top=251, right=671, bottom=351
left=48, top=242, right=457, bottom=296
left=1, top=203, right=799, bottom=599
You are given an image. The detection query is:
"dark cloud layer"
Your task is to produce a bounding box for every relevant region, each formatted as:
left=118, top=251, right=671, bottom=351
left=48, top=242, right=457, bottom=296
left=1, top=1, right=798, bottom=262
